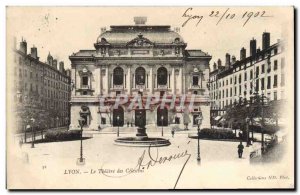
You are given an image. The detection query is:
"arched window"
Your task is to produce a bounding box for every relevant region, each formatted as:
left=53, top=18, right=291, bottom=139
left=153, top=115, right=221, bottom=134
left=135, top=67, right=146, bottom=85
left=157, top=67, right=168, bottom=85
left=113, top=67, right=124, bottom=85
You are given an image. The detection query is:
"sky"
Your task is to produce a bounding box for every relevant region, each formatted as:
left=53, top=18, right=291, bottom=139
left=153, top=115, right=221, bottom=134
left=7, top=7, right=293, bottom=70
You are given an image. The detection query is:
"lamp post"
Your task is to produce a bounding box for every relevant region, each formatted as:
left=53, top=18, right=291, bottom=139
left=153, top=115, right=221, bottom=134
left=30, top=117, right=35, bottom=148
left=117, top=116, right=120, bottom=137
left=246, top=116, right=250, bottom=147
left=161, top=116, right=164, bottom=137
left=77, top=117, right=85, bottom=165
left=195, top=114, right=203, bottom=163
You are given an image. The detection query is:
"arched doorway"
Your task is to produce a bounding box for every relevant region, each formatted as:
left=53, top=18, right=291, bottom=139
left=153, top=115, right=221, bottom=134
left=113, top=106, right=124, bottom=127
left=135, top=109, right=146, bottom=127
left=157, top=107, right=168, bottom=126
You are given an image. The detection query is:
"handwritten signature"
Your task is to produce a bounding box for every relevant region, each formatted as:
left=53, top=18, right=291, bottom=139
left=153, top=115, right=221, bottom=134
left=101, top=144, right=191, bottom=189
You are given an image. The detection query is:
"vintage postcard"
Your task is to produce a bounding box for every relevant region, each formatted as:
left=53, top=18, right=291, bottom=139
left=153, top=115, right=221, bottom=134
left=6, top=6, right=294, bottom=189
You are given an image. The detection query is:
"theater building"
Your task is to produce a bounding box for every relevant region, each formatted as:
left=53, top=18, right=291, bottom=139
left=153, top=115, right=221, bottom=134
left=69, top=17, right=211, bottom=131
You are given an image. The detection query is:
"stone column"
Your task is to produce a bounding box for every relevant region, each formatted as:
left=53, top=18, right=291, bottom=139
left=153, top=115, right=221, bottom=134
left=179, top=67, right=183, bottom=94
left=106, top=66, right=109, bottom=94
left=149, top=66, right=153, bottom=94
left=127, top=65, right=131, bottom=94
left=99, top=66, right=102, bottom=95
left=172, top=67, right=176, bottom=94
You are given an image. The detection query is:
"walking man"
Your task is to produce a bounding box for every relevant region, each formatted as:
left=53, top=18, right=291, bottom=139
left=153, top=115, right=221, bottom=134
left=237, top=141, right=244, bottom=158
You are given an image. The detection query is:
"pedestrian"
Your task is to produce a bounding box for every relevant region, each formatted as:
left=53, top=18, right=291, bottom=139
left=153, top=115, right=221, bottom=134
left=171, top=129, right=175, bottom=138
left=237, top=141, right=244, bottom=158
left=239, top=131, right=243, bottom=140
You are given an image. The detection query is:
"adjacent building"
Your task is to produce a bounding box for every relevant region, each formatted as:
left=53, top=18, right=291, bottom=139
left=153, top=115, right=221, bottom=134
left=69, top=17, right=212, bottom=131
left=209, top=32, right=286, bottom=120
left=12, top=38, right=71, bottom=132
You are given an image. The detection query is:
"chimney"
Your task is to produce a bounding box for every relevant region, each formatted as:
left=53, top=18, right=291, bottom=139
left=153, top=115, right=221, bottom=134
left=250, top=38, right=257, bottom=57
left=30, top=46, right=38, bottom=59
left=19, top=39, right=27, bottom=54
left=232, top=55, right=236, bottom=64
left=240, top=47, right=246, bottom=60
left=47, top=52, right=53, bottom=66
left=225, top=53, right=231, bottom=67
left=59, top=61, right=64, bottom=72
left=262, top=32, right=270, bottom=50
left=213, top=62, right=217, bottom=70
left=257, top=47, right=261, bottom=53
left=217, top=59, right=222, bottom=68
left=53, top=59, right=58, bottom=69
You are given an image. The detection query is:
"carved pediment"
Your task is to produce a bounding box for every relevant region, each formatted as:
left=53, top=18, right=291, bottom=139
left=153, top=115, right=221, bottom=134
left=127, top=33, right=153, bottom=47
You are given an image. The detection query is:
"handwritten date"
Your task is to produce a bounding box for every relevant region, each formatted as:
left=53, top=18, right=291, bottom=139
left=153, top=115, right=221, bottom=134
left=181, top=7, right=273, bottom=27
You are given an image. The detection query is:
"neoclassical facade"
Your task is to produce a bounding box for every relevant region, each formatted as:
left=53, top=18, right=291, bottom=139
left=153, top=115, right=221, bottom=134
left=69, top=17, right=211, bottom=131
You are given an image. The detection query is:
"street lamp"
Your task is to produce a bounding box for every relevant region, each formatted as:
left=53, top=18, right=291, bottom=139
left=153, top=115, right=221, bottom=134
left=246, top=116, right=251, bottom=147
left=117, top=116, right=120, bottom=137
left=161, top=116, right=164, bottom=137
left=77, top=117, right=85, bottom=165
left=30, top=117, right=35, bottom=148
left=195, top=114, right=203, bottom=163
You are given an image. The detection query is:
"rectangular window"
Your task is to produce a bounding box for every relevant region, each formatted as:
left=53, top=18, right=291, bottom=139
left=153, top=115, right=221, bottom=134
left=250, top=70, right=253, bottom=80
left=256, top=79, right=259, bottom=92
left=244, top=72, right=247, bottom=81
left=239, top=85, right=241, bottom=95
left=82, top=76, right=88, bottom=86
left=274, top=48, right=278, bottom=55
left=256, top=67, right=259, bottom=78
left=267, top=76, right=271, bottom=89
left=230, top=78, right=232, bottom=84
left=261, top=78, right=265, bottom=90
left=192, top=76, right=199, bottom=86
left=261, top=64, right=265, bottom=73
left=274, top=60, right=278, bottom=70
left=274, top=75, right=278, bottom=87
left=230, top=88, right=232, bottom=97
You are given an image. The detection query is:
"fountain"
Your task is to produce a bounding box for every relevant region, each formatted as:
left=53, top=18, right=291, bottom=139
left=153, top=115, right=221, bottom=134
left=114, top=109, right=171, bottom=147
